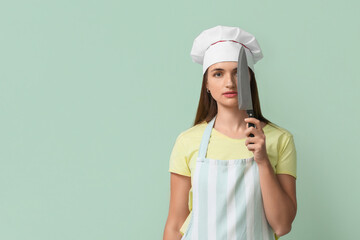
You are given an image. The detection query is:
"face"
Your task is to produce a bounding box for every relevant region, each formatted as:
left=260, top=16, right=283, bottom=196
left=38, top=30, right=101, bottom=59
left=206, top=61, right=242, bottom=108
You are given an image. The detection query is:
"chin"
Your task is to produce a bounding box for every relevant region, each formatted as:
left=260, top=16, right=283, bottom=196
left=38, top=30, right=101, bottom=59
left=218, top=102, right=238, bottom=108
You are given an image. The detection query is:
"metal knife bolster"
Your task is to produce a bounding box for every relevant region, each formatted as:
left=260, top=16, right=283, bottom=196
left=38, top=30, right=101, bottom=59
left=246, top=109, right=254, bottom=118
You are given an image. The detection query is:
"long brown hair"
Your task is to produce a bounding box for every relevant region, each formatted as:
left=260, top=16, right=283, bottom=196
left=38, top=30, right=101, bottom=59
left=193, top=67, right=273, bottom=126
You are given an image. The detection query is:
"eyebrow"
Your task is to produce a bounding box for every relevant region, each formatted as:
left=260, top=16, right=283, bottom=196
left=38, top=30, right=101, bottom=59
left=211, top=68, right=237, bottom=72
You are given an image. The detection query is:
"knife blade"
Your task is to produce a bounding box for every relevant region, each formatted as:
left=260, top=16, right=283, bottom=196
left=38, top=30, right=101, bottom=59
left=237, top=46, right=255, bottom=138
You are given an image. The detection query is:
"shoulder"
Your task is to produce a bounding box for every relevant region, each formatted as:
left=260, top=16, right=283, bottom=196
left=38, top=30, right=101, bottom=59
left=264, top=122, right=295, bottom=149
left=265, top=122, right=293, bottom=138
left=176, top=121, right=207, bottom=146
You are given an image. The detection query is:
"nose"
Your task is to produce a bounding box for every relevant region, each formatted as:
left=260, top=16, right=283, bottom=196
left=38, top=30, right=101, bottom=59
left=225, top=72, right=237, bottom=87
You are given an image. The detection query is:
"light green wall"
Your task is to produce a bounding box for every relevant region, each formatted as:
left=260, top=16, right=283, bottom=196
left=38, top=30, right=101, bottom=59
left=0, top=0, right=359, bottom=239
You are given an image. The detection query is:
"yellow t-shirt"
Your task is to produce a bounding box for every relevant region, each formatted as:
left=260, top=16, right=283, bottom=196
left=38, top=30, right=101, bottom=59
left=168, top=120, right=297, bottom=240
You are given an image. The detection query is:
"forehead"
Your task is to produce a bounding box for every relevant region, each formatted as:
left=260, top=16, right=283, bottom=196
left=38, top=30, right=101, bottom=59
left=209, top=61, right=237, bottom=70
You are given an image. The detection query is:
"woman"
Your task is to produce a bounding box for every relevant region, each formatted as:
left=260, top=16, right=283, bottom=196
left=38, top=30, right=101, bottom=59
left=163, top=25, right=297, bottom=240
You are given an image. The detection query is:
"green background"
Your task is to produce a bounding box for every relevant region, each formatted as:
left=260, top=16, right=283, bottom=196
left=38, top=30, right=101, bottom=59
left=0, top=0, right=359, bottom=239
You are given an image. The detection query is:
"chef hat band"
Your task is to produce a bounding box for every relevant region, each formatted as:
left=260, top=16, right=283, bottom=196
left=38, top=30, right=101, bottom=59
left=190, top=25, right=264, bottom=75
left=206, top=40, right=251, bottom=51
left=203, top=40, right=254, bottom=75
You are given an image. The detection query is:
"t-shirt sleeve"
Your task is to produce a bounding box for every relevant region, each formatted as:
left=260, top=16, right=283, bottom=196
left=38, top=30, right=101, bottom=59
left=168, top=134, right=191, bottom=177
left=276, top=133, right=297, bottom=179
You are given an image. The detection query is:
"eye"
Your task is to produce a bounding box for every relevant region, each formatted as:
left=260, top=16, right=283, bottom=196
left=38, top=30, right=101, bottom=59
left=214, top=72, right=222, bottom=77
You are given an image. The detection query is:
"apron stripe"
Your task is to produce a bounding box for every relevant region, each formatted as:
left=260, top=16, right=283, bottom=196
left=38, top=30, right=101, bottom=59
left=191, top=158, right=202, bottom=240
left=245, top=159, right=255, bottom=240
left=227, top=161, right=237, bottom=240
left=181, top=212, right=193, bottom=240
left=216, top=161, right=228, bottom=240
left=208, top=161, right=217, bottom=240
left=253, top=162, right=264, bottom=240
left=260, top=161, right=272, bottom=240
left=235, top=160, right=248, bottom=240
left=198, top=160, right=209, bottom=239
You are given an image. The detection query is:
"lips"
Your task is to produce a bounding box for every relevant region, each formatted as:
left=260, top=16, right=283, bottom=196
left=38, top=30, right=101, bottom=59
left=223, top=92, right=238, bottom=98
left=223, top=91, right=237, bottom=94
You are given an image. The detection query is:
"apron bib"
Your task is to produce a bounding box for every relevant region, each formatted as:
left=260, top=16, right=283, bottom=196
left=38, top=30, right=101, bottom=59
left=181, top=115, right=275, bottom=240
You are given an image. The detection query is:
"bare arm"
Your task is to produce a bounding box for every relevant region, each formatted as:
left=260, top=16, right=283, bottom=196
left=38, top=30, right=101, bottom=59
left=257, top=159, right=297, bottom=237
left=163, top=172, right=191, bottom=240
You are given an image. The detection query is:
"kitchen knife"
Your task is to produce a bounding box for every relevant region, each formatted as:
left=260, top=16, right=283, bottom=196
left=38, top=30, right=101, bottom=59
left=237, top=46, right=255, bottom=138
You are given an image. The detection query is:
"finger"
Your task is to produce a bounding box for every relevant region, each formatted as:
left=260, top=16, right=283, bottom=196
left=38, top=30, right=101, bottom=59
left=245, top=135, right=259, bottom=145
left=246, top=143, right=257, bottom=151
left=245, top=125, right=259, bottom=137
left=244, top=117, right=261, bottom=130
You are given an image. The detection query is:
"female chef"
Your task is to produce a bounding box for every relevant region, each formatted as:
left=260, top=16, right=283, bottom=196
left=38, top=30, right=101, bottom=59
left=163, top=25, right=297, bottom=240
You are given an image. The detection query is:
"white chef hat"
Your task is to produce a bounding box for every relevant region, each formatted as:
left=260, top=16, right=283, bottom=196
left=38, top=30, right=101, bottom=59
left=190, top=25, right=264, bottom=75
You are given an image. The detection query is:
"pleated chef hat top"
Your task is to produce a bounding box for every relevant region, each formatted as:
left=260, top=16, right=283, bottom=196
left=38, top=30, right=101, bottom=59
left=190, top=25, right=264, bottom=75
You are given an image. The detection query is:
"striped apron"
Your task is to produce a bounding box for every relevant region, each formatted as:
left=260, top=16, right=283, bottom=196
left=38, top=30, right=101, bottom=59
left=181, top=115, right=275, bottom=240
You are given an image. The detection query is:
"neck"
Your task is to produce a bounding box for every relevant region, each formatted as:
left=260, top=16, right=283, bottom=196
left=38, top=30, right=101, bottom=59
left=214, top=107, right=249, bottom=132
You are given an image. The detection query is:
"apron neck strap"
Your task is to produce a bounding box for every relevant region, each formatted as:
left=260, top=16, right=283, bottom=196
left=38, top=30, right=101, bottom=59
left=198, top=115, right=217, bottom=159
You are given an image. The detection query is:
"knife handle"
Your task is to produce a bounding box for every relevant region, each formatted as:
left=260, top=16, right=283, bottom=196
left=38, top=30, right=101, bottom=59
left=246, top=109, right=255, bottom=138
